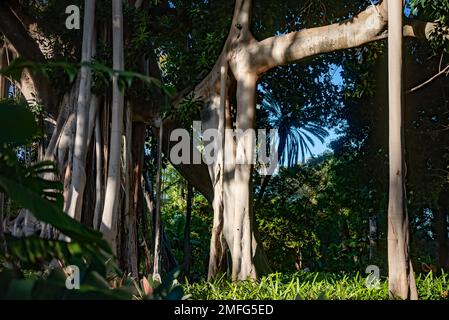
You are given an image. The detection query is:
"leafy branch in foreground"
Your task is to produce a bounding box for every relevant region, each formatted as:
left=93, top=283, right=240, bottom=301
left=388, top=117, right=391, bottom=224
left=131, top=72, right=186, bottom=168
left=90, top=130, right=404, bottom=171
left=0, top=57, right=176, bottom=97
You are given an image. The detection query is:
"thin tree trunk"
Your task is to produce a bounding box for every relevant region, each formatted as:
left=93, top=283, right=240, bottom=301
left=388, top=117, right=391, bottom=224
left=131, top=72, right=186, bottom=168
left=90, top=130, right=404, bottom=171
left=183, top=183, right=193, bottom=276
left=387, top=0, right=418, bottom=300
left=100, top=0, right=125, bottom=251
left=122, top=106, right=135, bottom=275
left=142, top=173, right=154, bottom=275
left=125, top=122, right=146, bottom=277
left=93, top=108, right=103, bottom=230
left=152, top=121, right=163, bottom=282
left=65, top=0, right=96, bottom=222
left=0, top=46, right=6, bottom=98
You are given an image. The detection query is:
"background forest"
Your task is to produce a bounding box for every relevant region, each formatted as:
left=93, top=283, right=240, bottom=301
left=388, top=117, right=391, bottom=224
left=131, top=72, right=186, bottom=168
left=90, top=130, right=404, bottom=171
left=0, top=0, right=449, bottom=300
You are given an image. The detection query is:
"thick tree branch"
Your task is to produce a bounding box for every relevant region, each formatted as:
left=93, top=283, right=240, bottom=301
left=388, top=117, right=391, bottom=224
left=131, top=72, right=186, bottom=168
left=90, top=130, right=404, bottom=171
left=403, top=19, right=437, bottom=39
left=0, top=3, right=44, bottom=62
left=251, top=4, right=387, bottom=74
left=0, top=1, right=57, bottom=116
left=251, top=3, right=439, bottom=75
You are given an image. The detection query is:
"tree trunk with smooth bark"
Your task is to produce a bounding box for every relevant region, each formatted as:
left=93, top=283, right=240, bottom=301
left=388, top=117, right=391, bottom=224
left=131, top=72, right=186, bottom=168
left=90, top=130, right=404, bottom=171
left=64, top=0, right=96, bottom=222
left=387, top=0, right=418, bottom=300
left=100, top=0, right=125, bottom=251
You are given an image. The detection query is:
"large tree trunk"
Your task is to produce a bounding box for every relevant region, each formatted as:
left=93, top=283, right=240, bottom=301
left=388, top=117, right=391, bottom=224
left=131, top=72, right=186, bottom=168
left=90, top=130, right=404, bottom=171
left=387, top=0, right=418, bottom=300
left=100, top=0, right=125, bottom=251
left=231, top=74, right=258, bottom=281
left=207, top=62, right=228, bottom=279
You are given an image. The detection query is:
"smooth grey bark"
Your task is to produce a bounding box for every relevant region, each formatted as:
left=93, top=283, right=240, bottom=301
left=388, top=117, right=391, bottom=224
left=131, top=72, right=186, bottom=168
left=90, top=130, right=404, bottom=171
left=199, top=0, right=273, bottom=281
left=207, top=62, right=228, bottom=279
left=101, top=0, right=125, bottom=251
left=387, top=0, right=418, bottom=300
left=93, top=107, right=103, bottom=230
left=65, top=0, right=96, bottom=222
left=231, top=75, right=258, bottom=281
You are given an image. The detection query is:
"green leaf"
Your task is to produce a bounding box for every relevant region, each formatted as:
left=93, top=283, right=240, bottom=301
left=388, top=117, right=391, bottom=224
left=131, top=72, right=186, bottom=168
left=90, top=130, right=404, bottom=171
left=0, top=174, right=110, bottom=253
left=0, top=101, right=39, bottom=145
left=162, top=84, right=177, bottom=98
left=5, top=279, right=35, bottom=300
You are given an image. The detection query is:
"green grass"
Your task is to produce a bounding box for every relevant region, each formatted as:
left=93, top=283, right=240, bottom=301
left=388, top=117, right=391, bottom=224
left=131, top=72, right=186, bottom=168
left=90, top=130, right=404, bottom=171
left=183, top=272, right=449, bottom=300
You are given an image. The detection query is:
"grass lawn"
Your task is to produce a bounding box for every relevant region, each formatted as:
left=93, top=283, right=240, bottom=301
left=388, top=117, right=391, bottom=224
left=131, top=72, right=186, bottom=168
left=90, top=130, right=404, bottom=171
left=184, top=272, right=449, bottom=300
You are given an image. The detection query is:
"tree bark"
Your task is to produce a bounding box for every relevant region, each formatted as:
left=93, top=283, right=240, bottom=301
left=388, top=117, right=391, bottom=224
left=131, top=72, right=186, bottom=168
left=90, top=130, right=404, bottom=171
left=0, top=1, right=57, bottom=116
left=231, top=74, right=258, bottom=281
left=100, top=0, right=125, bottom=251
left=93, top=107, right=103, bottom=230
left=207, top=62, right=228, bottom=279
left=65, top=0, right=96, bottom=222
left=387, top=0, right=418, bottom=300
left=152, top=121, right=163, bottom=282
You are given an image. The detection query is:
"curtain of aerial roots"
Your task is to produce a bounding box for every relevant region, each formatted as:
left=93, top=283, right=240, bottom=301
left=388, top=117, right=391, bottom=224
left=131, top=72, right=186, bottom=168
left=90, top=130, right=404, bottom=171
left=38, top=0, right=133, bottom=270
left=39, top=0, right=104, bottom=238
left=26, top=0, right=140, bottom=274
left=387, top=0, right=418, bottom=300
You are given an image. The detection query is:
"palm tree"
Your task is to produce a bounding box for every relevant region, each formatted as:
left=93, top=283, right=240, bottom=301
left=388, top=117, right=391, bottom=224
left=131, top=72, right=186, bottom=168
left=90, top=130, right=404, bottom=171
left=258, top=91, right=329, bottom=199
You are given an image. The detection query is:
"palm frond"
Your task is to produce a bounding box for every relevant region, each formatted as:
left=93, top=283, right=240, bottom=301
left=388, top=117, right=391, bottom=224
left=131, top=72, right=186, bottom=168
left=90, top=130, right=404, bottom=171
left=262, top=91, right=329, bottom=167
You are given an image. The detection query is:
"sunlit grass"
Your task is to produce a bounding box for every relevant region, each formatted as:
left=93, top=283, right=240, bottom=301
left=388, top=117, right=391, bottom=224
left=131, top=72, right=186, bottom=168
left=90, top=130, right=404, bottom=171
left=184, top=271, right=449, bottom=300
